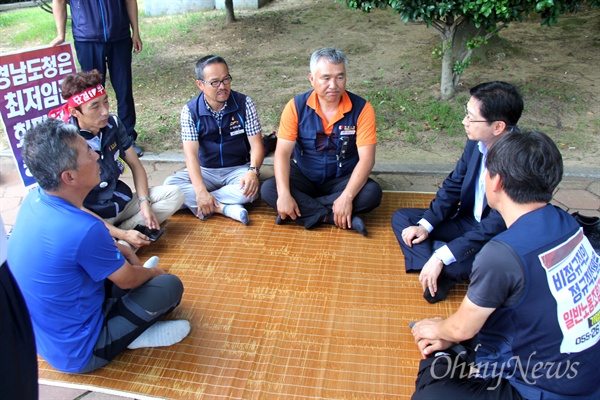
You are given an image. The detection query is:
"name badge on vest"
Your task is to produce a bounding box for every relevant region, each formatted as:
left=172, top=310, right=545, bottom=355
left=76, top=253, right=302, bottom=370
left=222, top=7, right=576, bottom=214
left=229, top=118, right=244, bottom=136
left=339, top=125, right=356, bottom=135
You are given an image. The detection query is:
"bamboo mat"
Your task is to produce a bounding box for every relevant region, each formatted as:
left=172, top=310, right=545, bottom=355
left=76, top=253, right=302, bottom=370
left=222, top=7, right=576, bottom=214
left=38, top=192, right=467, bottom=399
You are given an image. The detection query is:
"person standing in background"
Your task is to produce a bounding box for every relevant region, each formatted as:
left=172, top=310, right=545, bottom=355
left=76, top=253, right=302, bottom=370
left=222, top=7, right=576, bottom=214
left=50, top=0, right=144, bottom=157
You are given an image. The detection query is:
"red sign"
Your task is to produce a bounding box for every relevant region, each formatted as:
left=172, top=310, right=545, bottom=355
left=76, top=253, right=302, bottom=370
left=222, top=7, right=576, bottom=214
left=0, top=43, right=77, bottom=189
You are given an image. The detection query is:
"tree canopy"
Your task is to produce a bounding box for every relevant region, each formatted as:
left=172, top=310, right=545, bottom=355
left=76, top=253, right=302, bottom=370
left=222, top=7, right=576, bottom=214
left=341, top=0, right=597, bottom=99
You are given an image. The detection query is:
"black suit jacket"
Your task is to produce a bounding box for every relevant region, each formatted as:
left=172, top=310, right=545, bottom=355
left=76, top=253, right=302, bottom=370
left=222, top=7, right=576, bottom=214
left=422, top=139, right=506, bottom=263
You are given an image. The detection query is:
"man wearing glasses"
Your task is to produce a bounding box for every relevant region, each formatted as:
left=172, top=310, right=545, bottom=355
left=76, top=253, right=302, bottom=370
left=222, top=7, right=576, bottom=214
left=164, top=55, right=264, bottom=225
left=392, top=81, right=524, bottom=303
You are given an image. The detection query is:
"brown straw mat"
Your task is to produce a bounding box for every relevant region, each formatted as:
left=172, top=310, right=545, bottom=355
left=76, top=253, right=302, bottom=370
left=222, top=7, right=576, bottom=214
left=38, top=191, right=466, bottom=399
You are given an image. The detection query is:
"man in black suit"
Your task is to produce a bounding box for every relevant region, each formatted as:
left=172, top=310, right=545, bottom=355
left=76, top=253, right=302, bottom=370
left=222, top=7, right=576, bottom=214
left=391, top=82, right=523, bottom=303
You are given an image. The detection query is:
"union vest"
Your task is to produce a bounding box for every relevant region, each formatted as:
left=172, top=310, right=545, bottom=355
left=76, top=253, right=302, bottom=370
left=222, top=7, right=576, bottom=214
left=187, top=91, right=250, bottom=169
left=69, top=0, right=132, bottom=43
left=77, top=115, right=133, bottom=219
left=476, top=205, right=600, bottom=400
left=293, top=90, right=366, bottom=184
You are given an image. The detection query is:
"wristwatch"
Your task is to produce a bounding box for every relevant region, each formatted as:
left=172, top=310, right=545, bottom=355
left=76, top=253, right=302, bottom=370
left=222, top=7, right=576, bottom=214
left=138, top=196, right=151, bottom=206
left=248, top=166, right=260, bottom=177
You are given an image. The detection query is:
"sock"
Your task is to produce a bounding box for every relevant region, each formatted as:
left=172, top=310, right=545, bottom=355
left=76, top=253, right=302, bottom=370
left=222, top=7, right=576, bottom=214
left=350, top=216, right=368, bottom=236
left=127, top=320, right=191, bottom=350
left=197, top=210, right=212, bottom=220
left=222, top=204, right=249, bottom=225
left=322, top=214, right=368, bottom=236
left=423, top=275, right=457, bottom=304
left=143, top=256, right=159, bottom=269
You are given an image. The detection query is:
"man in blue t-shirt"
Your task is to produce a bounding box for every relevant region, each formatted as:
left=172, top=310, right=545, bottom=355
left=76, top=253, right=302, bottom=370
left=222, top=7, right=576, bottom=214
left=410, top=131, right=600, bottom=400
left=8, top=119, right=190, bottom=373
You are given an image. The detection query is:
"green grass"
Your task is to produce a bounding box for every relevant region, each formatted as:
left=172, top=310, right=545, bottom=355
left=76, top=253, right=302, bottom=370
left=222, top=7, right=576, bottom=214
left=0, top=6, right=225, bottom=55
left=1, top=3, right=596, bottom=161
left=364, top=87, right=466, bottom=141
left=0, top=7, right=59, bottom=47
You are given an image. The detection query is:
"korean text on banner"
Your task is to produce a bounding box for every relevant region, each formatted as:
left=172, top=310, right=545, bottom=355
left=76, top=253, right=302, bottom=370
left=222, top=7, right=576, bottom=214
left=0, top=43, right=77, bottom=189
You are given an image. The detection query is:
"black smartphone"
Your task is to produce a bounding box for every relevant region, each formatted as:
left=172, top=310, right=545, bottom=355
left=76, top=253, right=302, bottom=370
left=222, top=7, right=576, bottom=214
left=133, top=224, right=164, bottom=242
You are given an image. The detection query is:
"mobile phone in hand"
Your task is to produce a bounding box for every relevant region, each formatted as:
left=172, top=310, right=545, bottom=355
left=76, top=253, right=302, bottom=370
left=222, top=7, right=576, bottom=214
left=133, top=224, right=164, bottom=242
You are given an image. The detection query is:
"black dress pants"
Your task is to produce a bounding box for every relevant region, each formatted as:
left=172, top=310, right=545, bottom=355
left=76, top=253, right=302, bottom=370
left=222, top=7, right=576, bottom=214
left=391, top=208, right=476, bottom=282
left=261, top=160, right=382, bottom=228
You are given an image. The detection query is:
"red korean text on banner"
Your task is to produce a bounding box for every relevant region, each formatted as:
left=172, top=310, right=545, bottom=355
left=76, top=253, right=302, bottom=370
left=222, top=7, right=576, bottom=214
left=0, top=43, right=77, bottom=189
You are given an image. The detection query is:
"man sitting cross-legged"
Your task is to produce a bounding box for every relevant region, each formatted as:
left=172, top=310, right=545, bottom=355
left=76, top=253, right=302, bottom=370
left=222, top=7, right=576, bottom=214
left=8, top=119, right=190, bottom=373
left=392, top=82, right=524, bottom=302
left=164, top=55, right=265, bottom=225
left=49, top=70, right=184, bottom=250
left=260, top=47, right=382, bottom=235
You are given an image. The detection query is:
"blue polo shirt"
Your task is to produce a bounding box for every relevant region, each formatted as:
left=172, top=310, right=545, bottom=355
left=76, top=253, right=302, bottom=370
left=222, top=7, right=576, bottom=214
left=8, top=187, right=124, bottom=372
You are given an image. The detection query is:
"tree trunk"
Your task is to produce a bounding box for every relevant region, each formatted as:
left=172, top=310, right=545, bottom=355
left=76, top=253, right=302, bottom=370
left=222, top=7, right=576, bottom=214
left=225, top=0, right=236, bottom=23
left=439, top=27, right=455, bottom=101
left=439, top=19, right=483, bottom=100
left=451, top=21, right=484, bottom=89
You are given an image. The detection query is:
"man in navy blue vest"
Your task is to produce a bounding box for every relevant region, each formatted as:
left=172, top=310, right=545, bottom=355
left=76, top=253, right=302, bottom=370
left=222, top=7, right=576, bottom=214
left=260, top=48, right=382, bottom=236
left=164, top=55, right=264, bottom=225
left=411, top=131, right=600, bottom=400
left=49, top=70, right=184, bottom=251
left=392, top=82, right=523, bottom=303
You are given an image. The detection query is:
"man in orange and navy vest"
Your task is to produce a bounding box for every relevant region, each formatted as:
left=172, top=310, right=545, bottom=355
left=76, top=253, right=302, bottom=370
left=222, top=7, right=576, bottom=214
left=261, top=47, right=382, bottom=236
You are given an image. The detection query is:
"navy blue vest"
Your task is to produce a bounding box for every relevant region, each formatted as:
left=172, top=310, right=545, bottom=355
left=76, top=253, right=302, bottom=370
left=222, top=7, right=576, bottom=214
left=69, top=0, right=132, bottom=43
left=78, top=115, right=132, bottom=219
left=187, top=91, right=250, bottom=169
left=477, top=205, right=600, bottom=399
left=293, top=90, right=366, bottom=184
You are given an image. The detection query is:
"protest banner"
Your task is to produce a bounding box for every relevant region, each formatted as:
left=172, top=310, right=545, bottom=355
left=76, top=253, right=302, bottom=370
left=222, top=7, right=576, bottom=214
left=0, top=43, right=77, bottom=189
left=540, top=229, right=600, bottom=353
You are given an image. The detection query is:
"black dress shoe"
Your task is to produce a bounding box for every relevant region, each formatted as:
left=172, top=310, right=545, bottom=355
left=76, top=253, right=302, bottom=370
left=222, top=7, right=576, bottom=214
left=571, top=212, right=600, bottom=253
left=132, top=141, right=144, bottom=157
left=423, top=275, right=457, bottom=304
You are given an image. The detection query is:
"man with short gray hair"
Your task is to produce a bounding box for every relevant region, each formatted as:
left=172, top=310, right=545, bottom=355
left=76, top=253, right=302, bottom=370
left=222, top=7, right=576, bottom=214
left=261, top=47, right=382, bottom=235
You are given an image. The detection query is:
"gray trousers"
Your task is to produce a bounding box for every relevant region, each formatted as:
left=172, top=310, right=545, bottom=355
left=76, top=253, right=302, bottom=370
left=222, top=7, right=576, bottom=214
left=78, top=274, right=184, bottom=373
left=164, top=164, right=258, bottom=216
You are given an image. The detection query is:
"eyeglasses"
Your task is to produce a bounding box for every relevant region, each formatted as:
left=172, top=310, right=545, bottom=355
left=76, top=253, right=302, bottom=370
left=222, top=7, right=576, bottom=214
left=463, top=104, right=488, bottom=124
left=200, top=75, right=232, bottom=88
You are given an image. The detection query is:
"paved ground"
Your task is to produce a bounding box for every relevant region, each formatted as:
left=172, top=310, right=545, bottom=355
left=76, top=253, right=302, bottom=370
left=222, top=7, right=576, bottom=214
left=1, top=153, right=598, bottom=399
